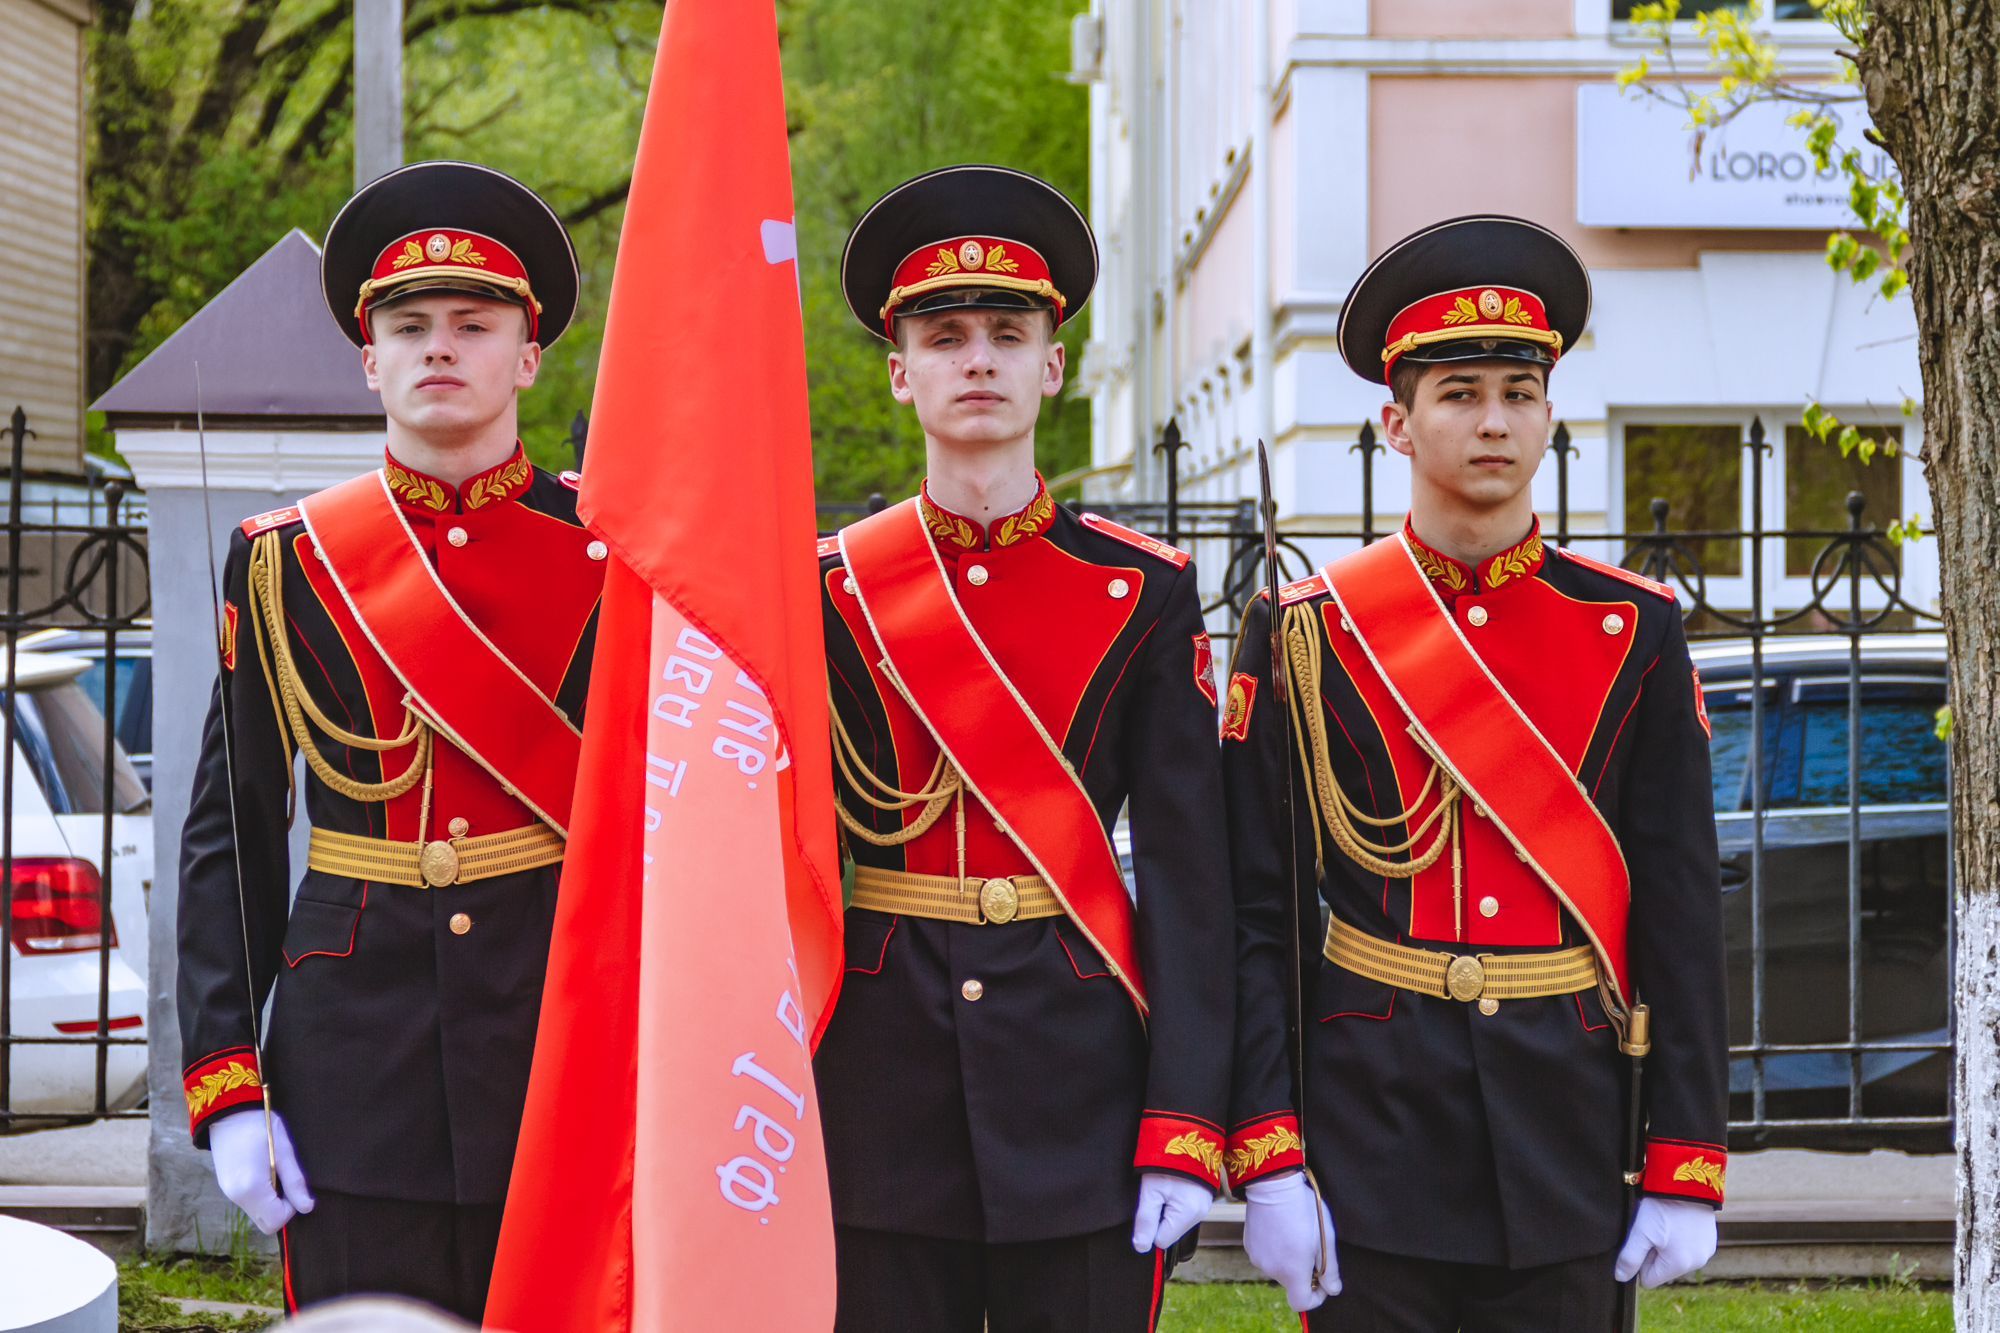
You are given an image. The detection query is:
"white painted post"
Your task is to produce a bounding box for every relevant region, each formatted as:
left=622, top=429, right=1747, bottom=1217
left=353, top=0, right=404, bottom=190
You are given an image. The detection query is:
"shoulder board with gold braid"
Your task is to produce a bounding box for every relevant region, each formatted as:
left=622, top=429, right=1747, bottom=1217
left=816, top=535, right=842, bottom=560
left=240, top=506, right=303, bottom=539
left=1279, top=573, right=1329, bottom=606
left=1078, top=513, right=1191, bottom=568
left=1555, top=547, right=1676, bottom=601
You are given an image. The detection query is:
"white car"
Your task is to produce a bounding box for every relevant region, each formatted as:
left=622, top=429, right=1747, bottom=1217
left=3, top=650, right=153, bottom=1121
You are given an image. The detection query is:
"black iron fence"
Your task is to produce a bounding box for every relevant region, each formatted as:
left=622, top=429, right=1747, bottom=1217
left=0, top=407, right=152, bottom=1128
left=828, top=415, right=1949, bottom=1153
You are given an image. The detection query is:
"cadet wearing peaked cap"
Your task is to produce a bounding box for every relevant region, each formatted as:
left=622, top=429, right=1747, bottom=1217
left=1224, top=216, right=1729, bottom=1328
left=178, top=161, right=603, bottom=1320
left=817, top=165, right=1235, bottom=1331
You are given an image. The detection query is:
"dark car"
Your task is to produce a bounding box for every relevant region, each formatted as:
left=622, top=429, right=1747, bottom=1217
left=1692, top=633, right=1949, bottom=1154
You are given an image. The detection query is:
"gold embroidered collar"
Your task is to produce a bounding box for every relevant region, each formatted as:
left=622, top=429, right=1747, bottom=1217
left=383, top=445, right=534, bottom=515
left=1403, top=517, right=1545, bottom=598
left=919, top=474, right=1056, bottom=554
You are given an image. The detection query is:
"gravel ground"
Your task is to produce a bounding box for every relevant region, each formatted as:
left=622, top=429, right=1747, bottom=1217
left=0, top=1117, right=148, bottom=1185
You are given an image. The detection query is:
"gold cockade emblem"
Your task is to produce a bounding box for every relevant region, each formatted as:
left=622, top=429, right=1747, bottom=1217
left=1478, top=288, right=1505, bottom=319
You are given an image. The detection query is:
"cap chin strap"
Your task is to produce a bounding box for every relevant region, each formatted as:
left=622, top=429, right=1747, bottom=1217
left=880, top=275, right=1062, bottom=323
left=1382, top=324, right=1562, bottom=364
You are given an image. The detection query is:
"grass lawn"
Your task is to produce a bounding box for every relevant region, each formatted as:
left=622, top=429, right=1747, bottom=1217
left=119, top=1252, right=281, bottom=1332
left=1159, top=1281, right=1952, bottom=1332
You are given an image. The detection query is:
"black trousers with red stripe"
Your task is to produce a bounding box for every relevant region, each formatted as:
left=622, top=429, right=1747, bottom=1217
left=832, top=1222, right=1185, bottom=1333
left=280, top=1190, right=503, bottom=1324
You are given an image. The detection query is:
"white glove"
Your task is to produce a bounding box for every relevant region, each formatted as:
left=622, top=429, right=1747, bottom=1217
left=1242, top=1170, right=1340, bottom=1311
left=1130, top=1172, right=1215, bottom=1253
left=1614, top=1196, right=1717, bottom=1287
left=209, top=1108, right=315, bottom=1234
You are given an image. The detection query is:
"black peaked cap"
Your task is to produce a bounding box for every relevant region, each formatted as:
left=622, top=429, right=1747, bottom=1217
left=842, top=165, right=1097, bottom=342
left=1337, top=215, right=1590, bottom=385
left=321, top=160, right=579, bottom=348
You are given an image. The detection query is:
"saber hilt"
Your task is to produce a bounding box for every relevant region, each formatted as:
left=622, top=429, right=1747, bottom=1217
left=1618, top=1002, right=1650, bottom=1333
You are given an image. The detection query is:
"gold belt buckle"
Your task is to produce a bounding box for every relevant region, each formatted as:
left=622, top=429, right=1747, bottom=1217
left=978, top=876, right=1019, bottom=924
left=1445, top=955, right=1486, bottom=1003
left=420, top=839, right=461, bottom=888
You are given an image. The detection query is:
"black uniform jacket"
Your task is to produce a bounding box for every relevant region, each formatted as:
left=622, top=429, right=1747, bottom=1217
left=177, top=447, right=603, bottom=1205
left=815, top=479, right=1234, bottom=1244
left=1224, top=520, right=1729, bottom=1270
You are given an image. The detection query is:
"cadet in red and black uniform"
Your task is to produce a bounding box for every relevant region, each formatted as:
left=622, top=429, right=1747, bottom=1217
left=1224, top=217, right=1730, bottom=1329
left=815, top=165, right=1234, bottom=1331
left=176, top=162, right=605, bottom=1320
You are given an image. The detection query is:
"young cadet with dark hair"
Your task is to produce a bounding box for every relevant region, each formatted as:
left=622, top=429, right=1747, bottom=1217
left=815, top=165, right=1235, bottom=1332
left=177, top=161, right=605, bottom=1320
left=1224, top=216, right=1729, bottom=1329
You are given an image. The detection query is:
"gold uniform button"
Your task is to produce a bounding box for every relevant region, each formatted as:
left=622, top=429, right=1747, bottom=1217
left=1107, top=578, right=1130, bottom=599
left=1466, top=606, right=1489, bottom=627
left=314, top=546, right=327, bottom=562
left=449, top=913, right=472, bottom=935
left=1602, top=613, right=1625, bottom=635
left=1479, top=895, right=1500, bottom=918
left=843, top=577, right=857, bottom=595
left=587, top=540, right=608, bottom=561
left=960, top=979, right=984, bottom=1002
left=447, top=817, right=469, bottom=838
left=966, top=565, right=989, bottom=586
left=1479, top=997, right=1500, bottom=1016
left=1340, top=617, right=1354, bottom=634
left=446, top=526, right=469, bottom=548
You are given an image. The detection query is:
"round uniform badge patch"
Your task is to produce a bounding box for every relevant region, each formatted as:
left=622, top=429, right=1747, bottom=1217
left=959, top=239, right=986, bottom=270
left=1478, top=288, right=1505, bottom=319
left=426, top=233, right=453, bottom=261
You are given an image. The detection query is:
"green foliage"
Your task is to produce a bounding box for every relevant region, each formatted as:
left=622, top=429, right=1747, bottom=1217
left=1935, top=704, right=1952, bottom=741
left=1157, top=1281, right=1950, bottom=1332
left=781, top=0, right=1092, bottom=502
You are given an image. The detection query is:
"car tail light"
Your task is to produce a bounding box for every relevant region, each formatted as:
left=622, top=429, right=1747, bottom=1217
left=9, top=858, right=113, bottom=955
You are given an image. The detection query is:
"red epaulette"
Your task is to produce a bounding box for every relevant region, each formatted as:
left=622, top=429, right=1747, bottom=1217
left=558, top=470, right=583, bottom=492
left=1557, top=547, right=1676, bottom=601
left=1279, top=573, right=1328, bottom=606
left=1079, top=513, right=1191, bottom=568
left=240, top=506, right=302, bottom=538
left=816, top=535, right=842, bottom=560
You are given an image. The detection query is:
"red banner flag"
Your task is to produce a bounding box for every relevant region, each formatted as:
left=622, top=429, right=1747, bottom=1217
left=483, top=0, right=842, bottom=1326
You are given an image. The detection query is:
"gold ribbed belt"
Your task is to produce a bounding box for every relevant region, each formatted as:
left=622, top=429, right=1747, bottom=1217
left=308, top=824, right=565, bottom=889
left=850, top=865, right=1065, bottom=926
left=1324, top=917, right=1598, bottom=1003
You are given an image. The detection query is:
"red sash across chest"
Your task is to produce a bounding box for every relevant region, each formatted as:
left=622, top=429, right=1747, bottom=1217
left=1320, top=535, right=1639, bottom=1005
left=298, top=471, right=594, bottom=835
left=838, top=500, right=1148, bottom=1013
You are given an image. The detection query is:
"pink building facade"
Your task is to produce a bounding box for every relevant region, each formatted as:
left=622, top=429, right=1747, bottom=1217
left=1077, top=0, right=1933, bottom=619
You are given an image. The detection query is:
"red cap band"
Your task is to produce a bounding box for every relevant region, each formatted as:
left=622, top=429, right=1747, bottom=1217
left=881, top=235, right=1062, bottom=337
left=1381, top=284, right=1560, bottom=376
left=357, top=228, right=541, bottom=343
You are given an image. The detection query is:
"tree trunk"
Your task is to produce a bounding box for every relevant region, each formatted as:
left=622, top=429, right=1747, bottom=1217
left=1859, top=4, right=2000, bottom=1322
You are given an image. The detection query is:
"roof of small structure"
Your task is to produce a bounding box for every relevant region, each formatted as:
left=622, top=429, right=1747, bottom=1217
left=91, top=229, right=383, bottom=422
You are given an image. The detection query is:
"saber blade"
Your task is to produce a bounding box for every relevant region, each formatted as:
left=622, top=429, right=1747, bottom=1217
left=194, top=363, right=279, bottom=1194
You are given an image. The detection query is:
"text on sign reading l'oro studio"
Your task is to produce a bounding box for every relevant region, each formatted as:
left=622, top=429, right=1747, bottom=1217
left=634, top=594, right=830, bottom=1249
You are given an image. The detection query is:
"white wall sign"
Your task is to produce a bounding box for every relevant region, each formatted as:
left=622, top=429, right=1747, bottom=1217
left=1576, top=83, right=1895, bottom=229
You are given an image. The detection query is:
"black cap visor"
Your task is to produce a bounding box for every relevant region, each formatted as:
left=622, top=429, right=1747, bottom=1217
left=1397, top=336, right=1556, bottom=369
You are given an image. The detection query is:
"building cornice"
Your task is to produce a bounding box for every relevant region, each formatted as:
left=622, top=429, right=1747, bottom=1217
left=1278, top=32, right=1848, bottom=93
left=115, top=428, right=384, bottom=493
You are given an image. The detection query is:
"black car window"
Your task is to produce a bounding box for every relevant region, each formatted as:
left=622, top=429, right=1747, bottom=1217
left=12, top=682, right=149, bottom=814
left=1707, top=673, right=1947, bottom=812
left=1788, top=676, right=1947, bottom=807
